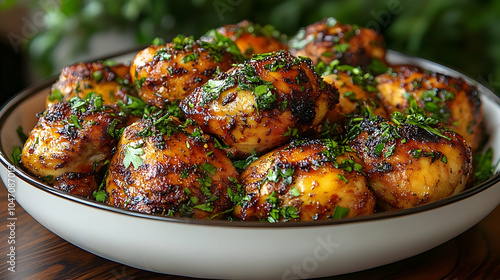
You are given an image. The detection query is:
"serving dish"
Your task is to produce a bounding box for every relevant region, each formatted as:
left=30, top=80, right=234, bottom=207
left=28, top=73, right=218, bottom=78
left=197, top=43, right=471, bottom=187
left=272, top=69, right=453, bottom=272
left=1, top=50, right=499, bottom=280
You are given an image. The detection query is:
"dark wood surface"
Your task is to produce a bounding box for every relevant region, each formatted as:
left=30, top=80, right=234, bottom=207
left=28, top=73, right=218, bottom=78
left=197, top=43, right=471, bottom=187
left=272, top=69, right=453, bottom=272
left=1, top=180, right=499, bottom=280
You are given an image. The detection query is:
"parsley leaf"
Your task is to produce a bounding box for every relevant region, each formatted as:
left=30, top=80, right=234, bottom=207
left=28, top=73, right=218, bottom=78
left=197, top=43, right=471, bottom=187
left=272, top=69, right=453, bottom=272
left=473, top=147, right=499, bottom=184
left=200, top=163, right=217, bottom=176
left=16, top=126, right=28, bottom=144
left=48, top=89, right=63, bottom=102
left=332, top=206, right=350, bottom=219
left=10, top=146, right=22, bottom=165
left=233, top=150, right=259, bottom=171
left=289, top=186, right=301, bottom=198
left=123, top=144, right=144, bottom=169
left=334, top=43, right=351, bottom=53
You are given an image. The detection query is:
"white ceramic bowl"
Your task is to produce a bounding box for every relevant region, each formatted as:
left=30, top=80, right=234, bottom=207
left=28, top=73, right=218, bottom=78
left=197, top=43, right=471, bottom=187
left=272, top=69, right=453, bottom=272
left=1, top=51, right=500, bottom=280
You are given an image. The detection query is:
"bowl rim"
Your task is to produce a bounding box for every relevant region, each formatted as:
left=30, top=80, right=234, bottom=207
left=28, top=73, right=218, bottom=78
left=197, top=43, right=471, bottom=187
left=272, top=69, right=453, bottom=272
left=1, top=50, right=499, bottom=228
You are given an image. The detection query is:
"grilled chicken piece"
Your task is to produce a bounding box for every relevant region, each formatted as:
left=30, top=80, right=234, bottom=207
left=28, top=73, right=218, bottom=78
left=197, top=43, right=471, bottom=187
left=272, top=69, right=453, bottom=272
left=47, top=61, right=134, bottom=108
left=349, top=116, right=472, bottom=211
left=130, top=35, right=241, bottom=108
left=234, top=139, right=376, bottom=222
left=21, top=94, right=126, bottom=198
left=376, top=65, right=483, bottom=151
left=321, top=65, right=388, bottom=124
left=52, top=173, right=100, bottom=198
left=105, top=115, right=242, bottom=219
left=180, top=50, right=338, bottom=158
left=210, top=20, right=287, bottom=57
left=289, top=17, right=386, bottom=67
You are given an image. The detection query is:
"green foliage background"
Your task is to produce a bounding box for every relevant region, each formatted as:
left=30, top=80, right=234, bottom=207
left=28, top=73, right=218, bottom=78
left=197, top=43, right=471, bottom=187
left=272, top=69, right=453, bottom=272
left=3, top=0, right=500, bottom=93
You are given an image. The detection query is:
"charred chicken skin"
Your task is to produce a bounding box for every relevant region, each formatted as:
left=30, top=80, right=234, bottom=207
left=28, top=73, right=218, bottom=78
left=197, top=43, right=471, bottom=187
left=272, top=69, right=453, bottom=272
left=319, top=62, right=389, bottom=124
left=130, top=35, right=242, bottom=108
left=289, top=17, right=387, bottom=67
left=47, top=62, right=134, bottom=108
left=105, top=114, right=243, bottom=219
left=180, top=50, right=338, bottom=158
left=210, top=20, right=288, bottom=57
left=348, top=115, right=472, bottom=211
left=376, top=65, right=483, bottom=151
left=21, top=94, right=126, bottom=198
left=234, top=139, right=375, bottom=222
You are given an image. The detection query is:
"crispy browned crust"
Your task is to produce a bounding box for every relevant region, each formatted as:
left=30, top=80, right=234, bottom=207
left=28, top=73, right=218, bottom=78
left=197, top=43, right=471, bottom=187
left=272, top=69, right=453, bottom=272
left=216, top=20, right=288, bottom=56
left=105, top=117, right=240, bottom=219
left=234, top=139, right=375, bottom=221
left=349, top=118, right=472, bottom=210
left=130, top=39, right=239, bottom=108
left=289, top=17, right=387, bottom=67
left=48, top=62, right=134, bottom=108
left=180, top=50, right=339, bottom=158
left=376, top=65, right=483, bottom=151
left=323, top=71, right=388, bottom=124
left=21, top=100, right=125, bottom=197
left=52, top=172, right=99, bottom=199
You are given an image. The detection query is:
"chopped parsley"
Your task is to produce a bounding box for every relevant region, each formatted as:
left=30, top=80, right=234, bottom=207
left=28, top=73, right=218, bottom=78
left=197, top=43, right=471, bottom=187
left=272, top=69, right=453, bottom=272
left=68, top=115, right=82, bottom=129
left=253, top=82, right=276, bottom=111
left=266, top=191, right=300, bottom=223
left=393, top=94, right=452, bottom=140
left=180, top=169, right=189, bottom=179
left=265, top=165, right=295, bottom=186
left=473, top=147, right=499, bottom=184
left=202, top=29, right=243, bottom=61
left=10, top=146, right=22, bottom=165
left=182, top=52, right=199, bottom=64
left=92, top=70, right=103, bottom=82
left=151, top=37, right=165, bottom=46
left=419, top=89, right=454, bottom=123
left=200, top=78, right=236, bottom=105
left=332, top=206, right=350, bottom=219
left=93, top=176, right=108, bottom=202
left=200, top=163, right=217, bottom=176
left=123, top=143, right=144, bottom=169
left=107, top=119, right=123, bottom=139
left=117, top=95, right=147, bottom=117
left=16, top=126, right=28, bottom=144
left=289, top=186, right=301, bottom=198
left=334, top=43, right=351, bottom=53
left=154, top=48, right=172, bottom=61
left=48, top=89, right=63, bottom=102
left=282, top=126, right=299, bottom=138
left=315, top=60, right=378, bottom=93
left=337, top=174, right=348, bottom=183
left=233, top=150, right=259, bottom=171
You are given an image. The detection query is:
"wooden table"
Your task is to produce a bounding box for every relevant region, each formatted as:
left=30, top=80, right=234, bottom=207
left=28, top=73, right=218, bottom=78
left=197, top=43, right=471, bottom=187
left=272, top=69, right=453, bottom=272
left=1, top=181, right=499, bottom=280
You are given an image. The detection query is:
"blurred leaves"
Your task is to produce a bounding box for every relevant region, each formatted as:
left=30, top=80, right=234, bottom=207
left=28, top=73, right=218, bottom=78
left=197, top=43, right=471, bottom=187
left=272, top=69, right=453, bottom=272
left=6, top=0, right=500, bottom=93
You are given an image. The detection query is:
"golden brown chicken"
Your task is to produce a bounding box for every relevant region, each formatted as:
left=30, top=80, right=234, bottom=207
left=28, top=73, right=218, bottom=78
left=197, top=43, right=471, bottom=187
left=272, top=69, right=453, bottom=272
left=180, top=50, right=338, bottom=158
left=52, top=173, right=100, bottom=198
left=320, top=62, right=388, bottom=124
left=21, top=94, right=126, bottom=198
left=289, top=17, right=387, bottom=67
left=348, top=114, right=472, bottom=211
left=130, top=35, right=242, bottom=108
left=376, top=65, right=483, bottom=151
left=209, top=20, right=287, bottom=57
left=47, top=61, right=134, bottom=108
left=234, top=139, right=376, bottom=222
left=105, top=114, right=243, bottom=219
